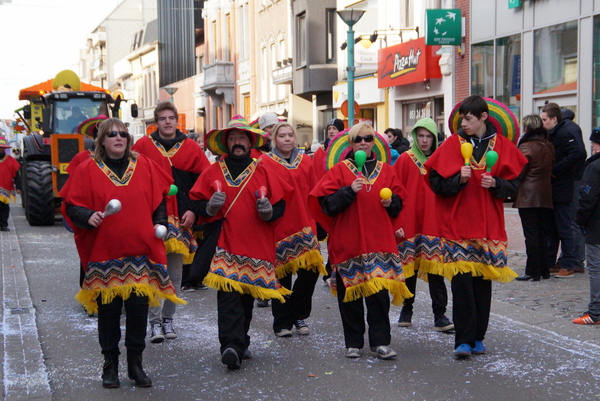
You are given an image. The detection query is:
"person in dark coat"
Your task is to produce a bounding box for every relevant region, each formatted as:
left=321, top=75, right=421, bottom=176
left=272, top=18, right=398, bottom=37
left=514, top=115, right=555, bottom=281
left=541, top=102, right=586, bottom=278
left=557, top=108, right=587, bottom=273
left=385, top=128, right=410, bottom=155
left=573, top=128, right=600, bottom=324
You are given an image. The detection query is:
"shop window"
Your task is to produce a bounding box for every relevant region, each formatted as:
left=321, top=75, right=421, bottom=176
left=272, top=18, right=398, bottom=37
left=496, top=34, right=521, bottom=121
left=533, top=21, right=578, bottom=95
left=471, top=41, right=494, bottom=98
left=326, top=9, right=336, bottom=64
left=296, top=13, right=307, bottom=67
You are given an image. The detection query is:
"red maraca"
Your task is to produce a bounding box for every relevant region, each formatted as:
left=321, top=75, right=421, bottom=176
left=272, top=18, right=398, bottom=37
left=258, top=186, right=267, bottom=199
left=213, top=180, right=222, bottom=192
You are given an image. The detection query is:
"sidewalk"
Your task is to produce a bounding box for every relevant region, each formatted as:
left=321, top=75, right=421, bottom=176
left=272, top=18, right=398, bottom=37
left=0, top=211, right=51, bottom=400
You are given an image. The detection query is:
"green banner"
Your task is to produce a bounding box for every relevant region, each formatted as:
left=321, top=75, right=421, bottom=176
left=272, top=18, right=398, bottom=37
left=425, top=9, right=462, bottom=46
left=508, top=0, right=521, bottom=9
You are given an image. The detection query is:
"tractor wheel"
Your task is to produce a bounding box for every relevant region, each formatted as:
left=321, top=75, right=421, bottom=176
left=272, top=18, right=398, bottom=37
left=24, top=160, right=55, bottom=226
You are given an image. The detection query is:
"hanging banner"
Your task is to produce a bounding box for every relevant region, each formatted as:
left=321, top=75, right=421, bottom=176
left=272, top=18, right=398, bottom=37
left=377, top=37, right=442, bottom=88
left=425, top=9, right=462, bottom=46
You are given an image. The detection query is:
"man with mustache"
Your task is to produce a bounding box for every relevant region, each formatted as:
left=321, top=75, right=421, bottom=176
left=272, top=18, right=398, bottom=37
left=189, top=116, right=293, bottom=370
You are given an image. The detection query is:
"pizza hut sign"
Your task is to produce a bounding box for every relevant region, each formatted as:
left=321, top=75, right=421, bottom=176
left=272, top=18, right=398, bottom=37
left=378, top=37, right=442, bottom=88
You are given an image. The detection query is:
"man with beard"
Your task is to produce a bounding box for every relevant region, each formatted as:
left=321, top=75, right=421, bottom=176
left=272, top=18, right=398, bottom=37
left=189, top=115, right=293, bottom=370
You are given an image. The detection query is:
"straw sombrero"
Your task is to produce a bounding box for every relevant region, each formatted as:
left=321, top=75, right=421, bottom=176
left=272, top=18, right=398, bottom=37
left=448, top=97, right=520, bottom=144
left=0, top=135, right=10, bottom=148
left=77, top=115, right=107, bottom=139
left=325, top=128, right=391, bottom=170
left=205, top=115, right=267, bottom=155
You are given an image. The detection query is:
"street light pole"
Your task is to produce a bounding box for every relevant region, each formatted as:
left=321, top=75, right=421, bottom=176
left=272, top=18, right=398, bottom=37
left=337, top=9, right=365, bottom=128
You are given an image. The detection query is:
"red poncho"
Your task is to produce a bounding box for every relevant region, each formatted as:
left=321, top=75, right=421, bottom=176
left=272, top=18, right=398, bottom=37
left=0, top=155, right=20, bottom=204
left=308, top=159, right=411, bottom=305
left=189, top=158, right=294, bottom=301
left=393, top=150, right=444, bottom=279
left=312, top=146, right=327, bottom=183
left=60, top=155, right=184, bottom=314
left=424, top=133, right=528, bottom=281
left=133, top=136, right=210, bottom=263
left=66, top=149, right=92, bottom=175
left=260, top=151, right=324, bottom=277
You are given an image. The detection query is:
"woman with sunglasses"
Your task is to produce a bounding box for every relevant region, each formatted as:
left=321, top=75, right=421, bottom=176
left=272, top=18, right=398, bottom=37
left=259, top=122, right=325, bottom=338
left=61, top=118, right=184, bottom=388
left=309, top=123, right=411, bottom=359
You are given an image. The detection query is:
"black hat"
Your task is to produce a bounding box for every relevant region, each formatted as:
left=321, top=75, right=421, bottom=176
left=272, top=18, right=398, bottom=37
left=591, top=127, right=600, bottom=144
left=327, top=118, right=345, bottom=132
left=561, top=108, right=575, bottom=121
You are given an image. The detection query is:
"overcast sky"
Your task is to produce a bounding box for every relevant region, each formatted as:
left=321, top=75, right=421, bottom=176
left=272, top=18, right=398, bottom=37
left=0, top=0, right=122, bottom=120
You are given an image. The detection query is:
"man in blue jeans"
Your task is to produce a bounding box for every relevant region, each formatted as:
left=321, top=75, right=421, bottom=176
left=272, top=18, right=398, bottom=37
left=574, top=128, right=600, bottom=324
left=541, top=103, right=586, bottom=278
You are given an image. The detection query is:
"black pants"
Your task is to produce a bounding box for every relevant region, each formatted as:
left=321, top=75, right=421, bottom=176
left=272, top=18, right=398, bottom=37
left=519, top=207, right=552, bottom=279
left=451, top=273, right=491, bottom=348
left=272, top=268, right=320, bottom=332
left=547, top=201, right=575, bottom=271
left=97, top=293, right=148, bottom=357
left=335, top=272, right=391, bottom=349
left=217, top=291, right=254, bottom=360
left=0, top=202, right=9, bottom=228
left=402, top=273, right=448, bottom=319
left=181, top=264, right=199, bottom=288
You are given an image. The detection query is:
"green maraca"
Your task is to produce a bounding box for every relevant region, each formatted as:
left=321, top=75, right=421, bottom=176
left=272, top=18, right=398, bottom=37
left=354, top=150, right=367, bottom=178
left=486, top=150, right=498, bottom=173
left=168, top=184, right=178, bottom=196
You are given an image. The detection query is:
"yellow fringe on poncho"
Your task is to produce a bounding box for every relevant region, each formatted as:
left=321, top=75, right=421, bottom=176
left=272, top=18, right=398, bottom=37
left=275, top=249, right=326, bottom=279
left=75, top=283, right=186, bottom=315
left=0, top=193, right=15, bottom=204
left=332, top=277, right=413, bottom=306
left=204, top=272, right=292, bottom=303
left=164, top=237, right=195, bottom=264
left=421, top=260, right=518, bottom=283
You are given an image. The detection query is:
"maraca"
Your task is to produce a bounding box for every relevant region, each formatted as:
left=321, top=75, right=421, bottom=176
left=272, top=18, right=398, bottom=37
left=168, top=184, right=178, bottom=196
left=213, top=180, right=222, bottom=192
left=103, top=199, right=121, bottom=217
left=380, top=188, right=392, bottom=200
left=355, top=150, right=367, bottom=178
left=486, top=150, right=498, bottom=173
left=460, top=143, right=473, bottom=166
left=155, top=224, right=167, bottom=239
left=255, top=186, right=267, bottom=199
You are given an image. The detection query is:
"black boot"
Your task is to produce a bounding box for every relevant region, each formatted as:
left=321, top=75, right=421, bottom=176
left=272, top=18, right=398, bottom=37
left=127, top=353, right=152, bottom=387
left=102, top=355, right=120, bottom=388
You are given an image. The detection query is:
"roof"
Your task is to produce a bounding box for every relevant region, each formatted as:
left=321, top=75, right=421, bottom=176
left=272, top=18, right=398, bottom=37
left=18, top=79, right=107, bottom=101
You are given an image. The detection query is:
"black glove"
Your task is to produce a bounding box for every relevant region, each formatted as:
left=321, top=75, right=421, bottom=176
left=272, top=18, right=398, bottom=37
left=257, top=197, right=273, bottom=221
left=206, top=192, right=226, bottom=216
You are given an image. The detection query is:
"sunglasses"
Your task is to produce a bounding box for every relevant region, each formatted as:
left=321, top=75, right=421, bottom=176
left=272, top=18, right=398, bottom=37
left=352, top=135, right=374, bottom=143
left=106, top=131, right=128, bottom=138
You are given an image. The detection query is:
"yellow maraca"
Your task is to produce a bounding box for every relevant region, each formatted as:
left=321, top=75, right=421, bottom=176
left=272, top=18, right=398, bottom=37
left=460, top=142, right=473, bottom=166
left=380, top=188, right=392, bottom=200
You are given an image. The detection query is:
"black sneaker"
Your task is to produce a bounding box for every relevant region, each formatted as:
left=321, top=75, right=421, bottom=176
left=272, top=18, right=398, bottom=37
left=257, top=299, right=270, bottom=307
left=0, top=226, right=9, bottom=232
left=397, top=308, right=413, bottom=327
left=181, top=286, right=195, bottom=292
left=195, top=284, right=209, bottom=290
left=221, top=348, right=241, bottom=370
left=433, top=316, right=454, bottom=332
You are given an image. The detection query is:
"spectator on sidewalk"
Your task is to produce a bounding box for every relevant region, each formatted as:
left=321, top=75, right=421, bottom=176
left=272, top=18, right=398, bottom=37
left=574, top=127, right=600, bottom=324
left=541, top=103, right=586, bottom=278
left=557, top=108, right=587, bottom=274
left=385, top=128, right=410, bottom=156
left=0, top=135, right=21, bottom=232
left=514, top=115, right=555, bottom=282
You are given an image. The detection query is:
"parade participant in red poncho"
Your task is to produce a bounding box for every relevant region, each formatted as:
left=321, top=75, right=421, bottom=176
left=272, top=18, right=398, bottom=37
left=250, top=112, right=279, bottom=160
left=0, top=135, right=20, bottom=231
left=393, top=117, right=453, bottom=333
left=189, top=115, right=293, bottom=370
left=425, top=95, right=527, bottom=359
left=61, top=118, right=184, bottom=388
left=309, top=123, right=411, bottom=360
left=132, top=101, right=210, bottom=343
left=259, top=122, right=325, bottom=337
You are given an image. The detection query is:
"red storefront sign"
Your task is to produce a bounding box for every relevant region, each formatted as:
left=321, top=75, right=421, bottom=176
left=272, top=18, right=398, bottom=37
left=378, top=37, right=442, bottom=88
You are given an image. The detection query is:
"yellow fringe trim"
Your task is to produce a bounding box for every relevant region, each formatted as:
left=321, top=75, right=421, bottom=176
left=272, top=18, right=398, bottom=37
left=331, top=277, right=413, bottom=306
left=75, top=283, right=186, bottom=315
left=275, top=249, right=325, bottom=278
left=0, top=194, right=15, bottom=204
left=421, top=260, right=518, bottom=283
left=164, top=238, right=195, bottom=264
left=203, top=272, right=292, bottom=302
left=401, top=262, right=417, bottom=279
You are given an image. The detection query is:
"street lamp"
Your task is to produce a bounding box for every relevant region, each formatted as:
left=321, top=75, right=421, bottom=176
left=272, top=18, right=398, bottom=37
left=163, top=86, right=178, bottom=103
left=337, top=9, right=365, bottom=128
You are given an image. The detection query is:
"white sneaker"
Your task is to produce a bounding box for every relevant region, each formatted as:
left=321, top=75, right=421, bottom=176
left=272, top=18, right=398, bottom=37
left=345, top=348, right=361, bottom=358
left=294, top=319, right=310, bottom=335
left=370, top=345, right=397, bottom=360
left=150, top=323, right=165, bottom=343
left=162, top=318, right=177, bottom=339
